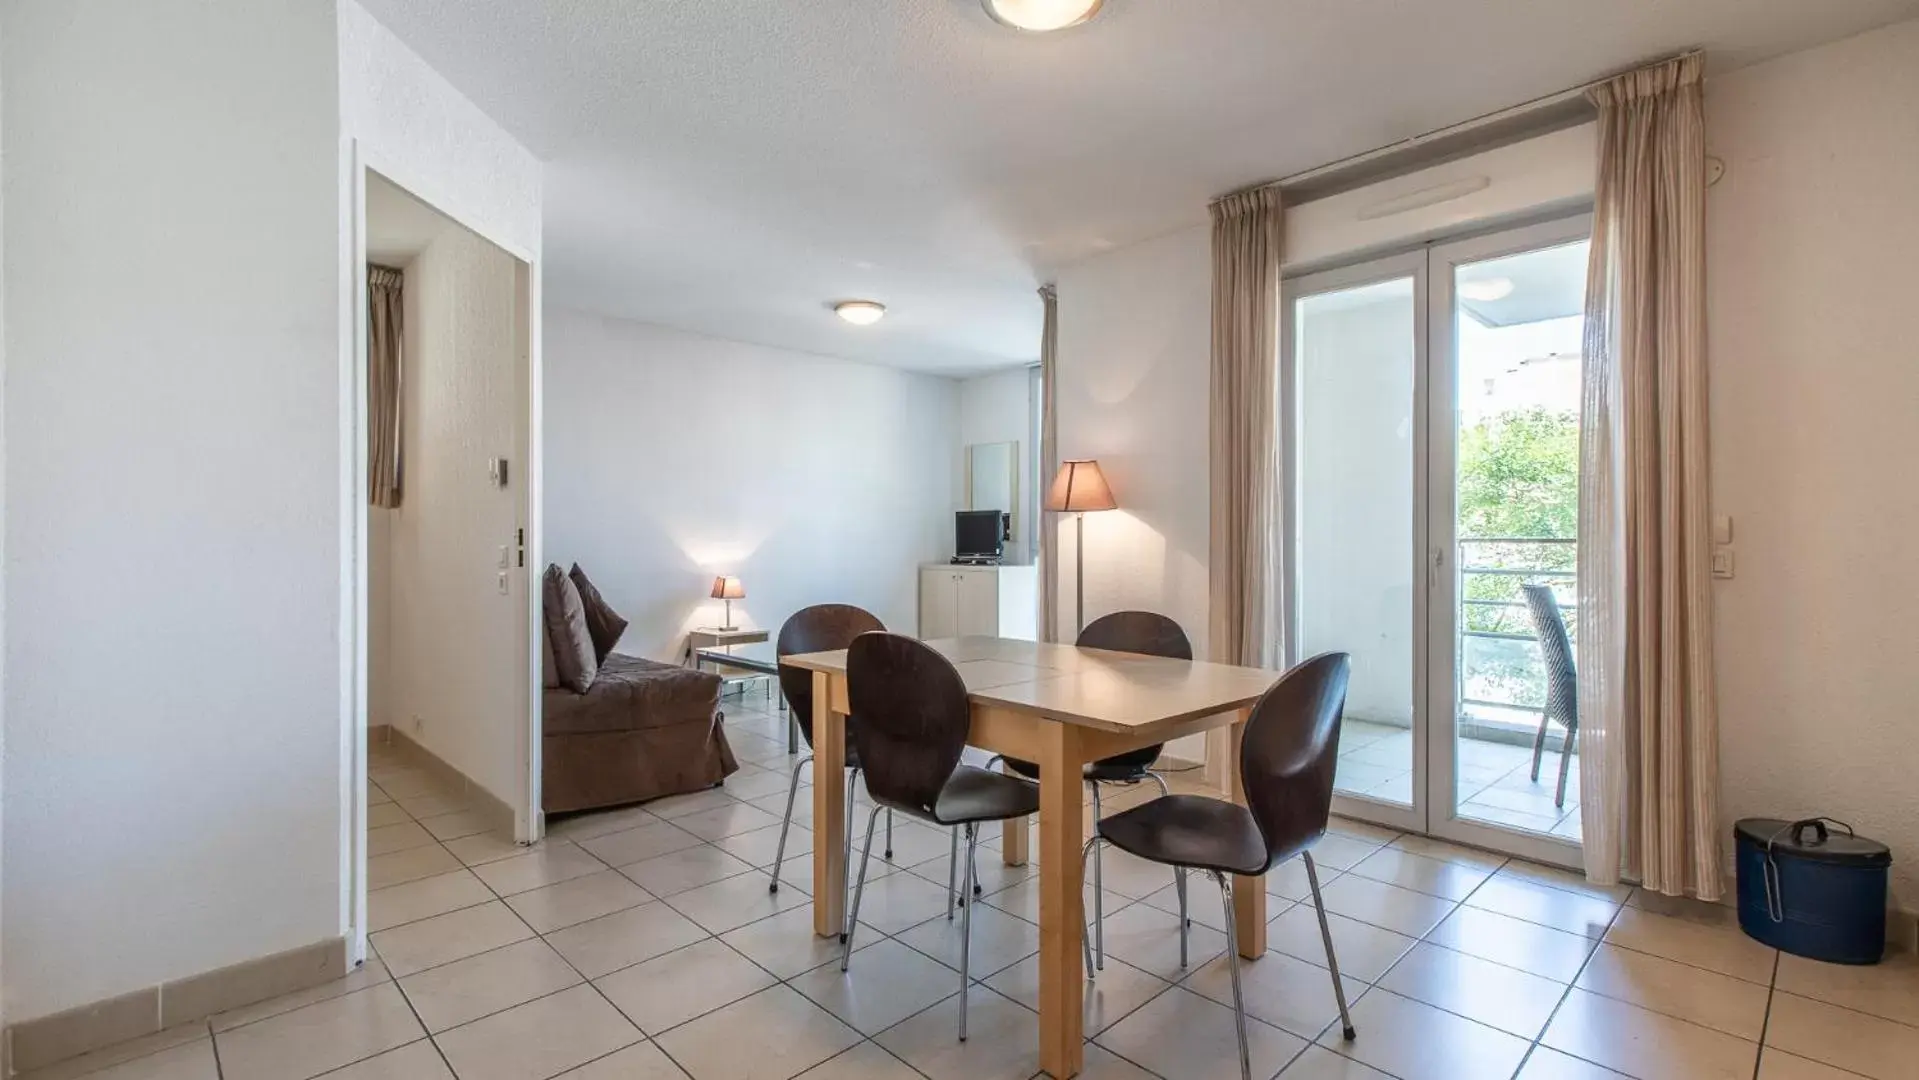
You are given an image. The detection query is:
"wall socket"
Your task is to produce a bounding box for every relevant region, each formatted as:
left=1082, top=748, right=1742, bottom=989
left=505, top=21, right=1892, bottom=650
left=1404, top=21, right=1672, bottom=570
left=410, top=714, right=424, bottom=735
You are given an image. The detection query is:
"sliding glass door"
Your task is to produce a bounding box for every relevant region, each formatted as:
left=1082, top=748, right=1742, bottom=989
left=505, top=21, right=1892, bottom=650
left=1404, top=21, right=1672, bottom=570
left=1284, top=214, right=1590, bottom=864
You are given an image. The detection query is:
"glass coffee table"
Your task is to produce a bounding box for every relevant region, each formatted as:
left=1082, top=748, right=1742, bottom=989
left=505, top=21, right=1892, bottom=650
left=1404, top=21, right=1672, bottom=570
left=693, top=640, right=799, bottom=751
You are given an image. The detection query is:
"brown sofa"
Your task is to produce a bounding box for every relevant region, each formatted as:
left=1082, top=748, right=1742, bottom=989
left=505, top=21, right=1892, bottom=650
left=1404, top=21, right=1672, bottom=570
left=542, top=653, right=739, bottom=815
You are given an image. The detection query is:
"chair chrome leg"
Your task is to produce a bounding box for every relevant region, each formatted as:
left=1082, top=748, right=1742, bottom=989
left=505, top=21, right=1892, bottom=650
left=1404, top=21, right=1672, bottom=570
left=842, top=767, right=860, bottom=942
left=1147, top=770, right=1171, bottom=798
left=959, top=823, right=979, bottom=1041
left=947, top=826, right=960, bottom=920
left=1175, top=866, right=1189, bottom=968
left=1089, top=781, right=1105, bottom=969
left=768, top=754, right=812, bottom=894
left=1213, top=872, right=1253, bottom=1080
left=1303, top=852, right=1357, bottom=1041
left=840, top=806, right=882, bottom=972
left=885, top=809, right=894, bottom=860
left=1079, top=835, right=1099, bottom=979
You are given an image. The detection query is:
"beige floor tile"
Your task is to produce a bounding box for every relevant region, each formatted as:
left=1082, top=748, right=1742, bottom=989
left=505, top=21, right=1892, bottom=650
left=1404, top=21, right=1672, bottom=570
left=368, top=784, right=395, bottom=806
left=723, top=764, right=806, bottom=801
left=1387, top=834, right=1509, bottom=871
left=545, top=900, right=711, bottom=978
left=211, top=959, right=392, bottom=1032
left=322, top=1039, right=454, bottom=1079
left=417, top=809, right=497, bottom=842
left=1378, top=941, right=1565, bottom=1039
left=399, top=938, right=582, bottom=1033
left=371, top=770, right=446, bottom=799
left=1541, top=987, right=1759, bottom=1080
left=1317, top=987, right=1532, bottom=1080
left=1515, top=1046, right=1632, bottom=1079
left=553, top=1040, right=691, bottom=1079
left=472, top=841, right=607, bottom=896
left=1263, top=858, right=1322, bottom=902
left=1765, top=990, right=1919, bottom=1080
left=1575, top=942, right=1770, bottom=1040
left=1303, top=833, right=1388, bottom=871
left=720, top=905, right=875, bottom=980
left=368, top=843, right=463, bottom=889
left=847, top=869, right=974, bottom=934
left=595, top=938, right=777, bottom=1035
left=1347, top=846, right=1493, bottom=901
left=1775, top=949, right=1919, bottom=1028
left=367, top=801, right=412, bottom=829
left=988, top=953, right=1170, bottom=1035
left=1757, top=1048, right=1879, bottom=1079
left=656, top=985, right=863, bottom=1080
left=882, top=820, right=972, bottom=869
left=370, top=901, right=533, bottom=977
left=1604, top=906, right=1777, bottom=984
left=1139, top=879, right=1233, bottom=932
left=1184, top=946, right=1368, bottom=1040
left=1428, top=905, right=1599, bottom=982
left=664, top=869, right=812, bottom=934
left=368, top=820, right=438, bottom=856
left=1099, top=985, right=1306, bottom=1080
left=1465, top=875, right=1622, bottom=939
left=794, top=937, right=968, bottom=1035
left=442, top=830, right=533, bottom=866
left=791, top=1041, right=924, bottom=1080
left=1081, top=846, right=1184, bottom=901
left=714, top=822, right=810, bottom=868
left=1320, top=873, right=1459, bottom=937
left=505, top=869, right=653, bottom=934
left=545, top=805, right=662, bottom=844
left=646, top=788, right=743, bottom=820
left=19, top=1036, right=220, bottom=1080
left=619, top=844, right=757, bottom=897
left=435, top=984, right=642, bottom=1080
left=1083, top=897, right=1225, bottom=981
left=579, top=820, right=708, bottom=868
left=1496, top=860, right=1632, bottom=905
left=874, top=987, right=1040, bottom=1080
left=367, top=869, right=493, bottom=933
left=1327, top=817, right=1403, bottom=845
left=397, top=791, right=470, bottom=819
left=1276, top=1044, right=1397, bottom=1078
left=215, top=983, right=423, bottom=1080
left=1267, top=903, right=1416, bottom=984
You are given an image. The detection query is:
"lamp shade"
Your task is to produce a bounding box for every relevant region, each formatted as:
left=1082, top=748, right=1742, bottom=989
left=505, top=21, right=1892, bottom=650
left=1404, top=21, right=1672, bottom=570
left=710, top=575, right=745, bottom=600
left=1045, top=459, right=1117, bottom=513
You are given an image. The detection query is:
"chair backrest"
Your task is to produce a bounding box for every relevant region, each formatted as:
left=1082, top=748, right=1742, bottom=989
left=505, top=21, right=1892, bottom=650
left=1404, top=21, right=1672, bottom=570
left=1240, top=652, right=1351, bottom=870
left=776, top=604, right=884, bottom=748
left=1520, top=583, right=1578, bottom=724
left=845, top=632, right=971, bottom=817
left=1077, top=610, right=1193, bottom=661
left=1077, top=611, right=1192, bottom=770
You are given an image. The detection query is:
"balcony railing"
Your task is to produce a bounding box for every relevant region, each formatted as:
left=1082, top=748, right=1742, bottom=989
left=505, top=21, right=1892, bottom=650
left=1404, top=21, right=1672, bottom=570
left=1459, top=537, right=1574, bottom=725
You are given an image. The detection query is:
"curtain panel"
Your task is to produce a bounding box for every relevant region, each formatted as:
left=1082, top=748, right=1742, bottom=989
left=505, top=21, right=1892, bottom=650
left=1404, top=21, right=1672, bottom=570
left=1038, top=284, right=1062, bottom=643
left=368, top=265, right=405, bottom=509
left=1577, top=53, right=1722, bottom=899
left=1206, top=186, right=1284, bottom=670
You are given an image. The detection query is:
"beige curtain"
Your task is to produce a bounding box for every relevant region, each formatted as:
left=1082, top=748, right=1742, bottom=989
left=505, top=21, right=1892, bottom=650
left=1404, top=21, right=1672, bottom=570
left=1577, top=54, right=1721, bottom=899
left=1037, top=284, right=1062, bottom=643
left=368, top=265, right=405, bottom=508
left=1207, top=186, right=1283, bottom=669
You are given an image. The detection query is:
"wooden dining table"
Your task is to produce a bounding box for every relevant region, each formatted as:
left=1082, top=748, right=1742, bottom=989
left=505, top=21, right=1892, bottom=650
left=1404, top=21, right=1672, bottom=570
left=780, top=635, right=1287, bottom=1079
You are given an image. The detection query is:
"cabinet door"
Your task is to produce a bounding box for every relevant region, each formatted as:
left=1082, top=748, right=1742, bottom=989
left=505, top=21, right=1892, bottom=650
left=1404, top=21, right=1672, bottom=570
left=953, top=570, right=999, bottom=637
left=919, top=570, right=955, bottom=639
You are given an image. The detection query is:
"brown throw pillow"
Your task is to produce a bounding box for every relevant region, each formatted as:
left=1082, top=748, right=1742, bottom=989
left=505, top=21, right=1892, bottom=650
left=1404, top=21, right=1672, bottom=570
left=569, top=563, right=629, bottom=665
left=541, top=619, right=561, bottom=689
left=542, top=564, right=597, bottom=693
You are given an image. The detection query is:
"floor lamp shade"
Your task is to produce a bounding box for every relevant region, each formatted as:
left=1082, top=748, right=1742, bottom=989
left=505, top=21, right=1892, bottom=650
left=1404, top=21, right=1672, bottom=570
left=710, top=575, right=745, bottom=630
left=1046, top=460, right=1117, bottom=635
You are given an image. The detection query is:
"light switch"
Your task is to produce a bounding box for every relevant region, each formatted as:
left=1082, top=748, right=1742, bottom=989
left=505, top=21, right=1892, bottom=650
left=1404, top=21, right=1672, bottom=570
left=1712, top=515, right=1733, bottom=546
left=497, top=545, right=510, bottom=570
left=497, top=571, right=510, bottom=595
left=1712, top=549, right=1734, bottom=579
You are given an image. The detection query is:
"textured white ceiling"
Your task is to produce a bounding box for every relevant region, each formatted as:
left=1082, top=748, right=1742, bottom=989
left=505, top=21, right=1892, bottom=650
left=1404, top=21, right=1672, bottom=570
left=357, top=0, right=1919, bottom=375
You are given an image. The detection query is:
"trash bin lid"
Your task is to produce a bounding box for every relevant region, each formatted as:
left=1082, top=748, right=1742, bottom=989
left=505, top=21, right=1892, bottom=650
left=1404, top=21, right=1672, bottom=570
left=1736, top=817, right=1891, bottom=868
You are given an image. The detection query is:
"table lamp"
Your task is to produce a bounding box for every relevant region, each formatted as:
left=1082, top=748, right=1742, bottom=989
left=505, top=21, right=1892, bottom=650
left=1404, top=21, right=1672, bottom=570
left=710, top=575, right=745, bottom=631
left=1045, top=459, right=1117, bottom=635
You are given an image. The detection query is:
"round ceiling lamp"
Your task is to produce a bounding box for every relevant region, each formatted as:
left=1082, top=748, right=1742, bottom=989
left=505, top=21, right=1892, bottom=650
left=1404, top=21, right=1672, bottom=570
left=834, top=300, right=887, bottom=326
left=1458, top=277, right=1515, bottom=302
left=983, top=0, right=1106, bottom=32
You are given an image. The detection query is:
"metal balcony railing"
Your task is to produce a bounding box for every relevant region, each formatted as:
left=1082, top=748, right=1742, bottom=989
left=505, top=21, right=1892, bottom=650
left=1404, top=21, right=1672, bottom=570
left=1458, top=537, right=1574, bottom=719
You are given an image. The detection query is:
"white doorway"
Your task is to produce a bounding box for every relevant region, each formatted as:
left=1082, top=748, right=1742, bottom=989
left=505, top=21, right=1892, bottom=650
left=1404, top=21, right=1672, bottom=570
left=1282, top=214, right=1590, bottom=867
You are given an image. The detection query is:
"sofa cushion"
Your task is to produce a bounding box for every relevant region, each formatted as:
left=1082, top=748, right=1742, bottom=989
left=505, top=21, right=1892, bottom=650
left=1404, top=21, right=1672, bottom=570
left=542, top=564, right=598, bottom=693
left=541, top=620, right=561, bottom=689
left=543, top=654, right=722, bottom=736
left=569, top=563, right=629, bottom=665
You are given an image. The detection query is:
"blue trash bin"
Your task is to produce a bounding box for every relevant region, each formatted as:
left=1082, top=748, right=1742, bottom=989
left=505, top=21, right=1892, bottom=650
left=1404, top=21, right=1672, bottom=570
left=1735, top=817, right=1890, bottom=965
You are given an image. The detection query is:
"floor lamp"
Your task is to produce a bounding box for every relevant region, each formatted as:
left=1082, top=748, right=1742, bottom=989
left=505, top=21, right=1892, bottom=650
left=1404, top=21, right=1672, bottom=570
left=1045, top=459, right=1118, bottom=635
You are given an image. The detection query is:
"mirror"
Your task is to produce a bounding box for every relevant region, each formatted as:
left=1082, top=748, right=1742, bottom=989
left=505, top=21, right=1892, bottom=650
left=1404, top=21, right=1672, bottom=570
left=966, top=441, right=1018, bottom=546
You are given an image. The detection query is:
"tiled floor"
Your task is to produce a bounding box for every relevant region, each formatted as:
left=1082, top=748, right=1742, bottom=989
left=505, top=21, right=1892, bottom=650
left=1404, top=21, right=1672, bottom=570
left=31, top=694, right=1917, bottom=1080
left=1336, top=720, right=1585, bottom=842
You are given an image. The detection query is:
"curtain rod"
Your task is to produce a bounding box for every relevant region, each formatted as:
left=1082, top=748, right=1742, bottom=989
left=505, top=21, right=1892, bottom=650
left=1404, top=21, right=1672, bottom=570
left=1218, top=49, right=1703, bottom=200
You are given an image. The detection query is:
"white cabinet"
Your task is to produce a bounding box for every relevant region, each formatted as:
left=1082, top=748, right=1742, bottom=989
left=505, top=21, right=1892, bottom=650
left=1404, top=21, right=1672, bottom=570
left=919, top=564, right=1038, bottom=640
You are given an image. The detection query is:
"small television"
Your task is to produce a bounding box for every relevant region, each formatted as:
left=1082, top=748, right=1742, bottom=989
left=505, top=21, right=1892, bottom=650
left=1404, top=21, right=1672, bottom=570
left=955, top=510, right=1005, bottom=563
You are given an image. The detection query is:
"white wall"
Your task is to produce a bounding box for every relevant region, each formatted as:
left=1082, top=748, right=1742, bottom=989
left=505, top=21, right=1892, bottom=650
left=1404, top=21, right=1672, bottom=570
left=544, top=309, right=958, bottom=659
left=375, top=225, right=527, bottom=806
left=2, top=0, right=343, bottom=1022
left=1705, top=18, right=1919, bottom=900
left=959, top=368, right=1035, bottom=563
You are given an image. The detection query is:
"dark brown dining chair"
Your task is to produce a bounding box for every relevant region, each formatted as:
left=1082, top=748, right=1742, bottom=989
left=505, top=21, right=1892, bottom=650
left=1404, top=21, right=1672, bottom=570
left=1520, top=583, right=1579, bottom=808
left=771, top=604, right=888, bottom=910
left=1088, top=652, right=1357, bottom=1080
left=841, top=633, right=1041, bottom=1041
left=988, top=611, right=1194, bottom=969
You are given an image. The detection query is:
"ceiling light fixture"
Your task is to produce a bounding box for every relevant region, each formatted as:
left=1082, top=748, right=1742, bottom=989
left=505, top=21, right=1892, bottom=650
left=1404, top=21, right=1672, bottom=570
left=1458, top=278, right=1515, bottom=302
left=834, top=300, right=887, bottom=325
left=983, top=0, right=1105, bottom=32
